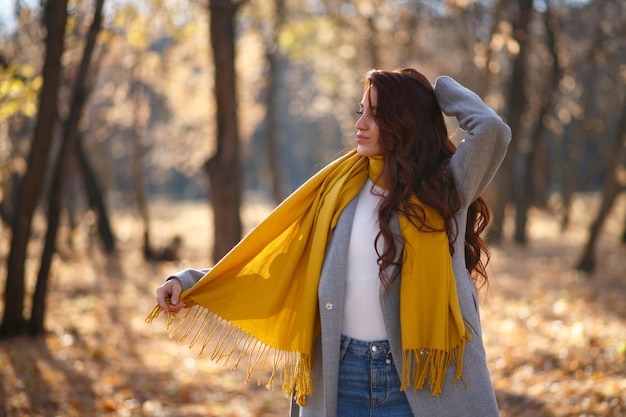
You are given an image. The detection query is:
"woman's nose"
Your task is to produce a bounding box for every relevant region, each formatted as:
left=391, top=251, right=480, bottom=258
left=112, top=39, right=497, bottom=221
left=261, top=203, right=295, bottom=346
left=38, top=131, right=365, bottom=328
left=355, top=115, right=367, bottom=131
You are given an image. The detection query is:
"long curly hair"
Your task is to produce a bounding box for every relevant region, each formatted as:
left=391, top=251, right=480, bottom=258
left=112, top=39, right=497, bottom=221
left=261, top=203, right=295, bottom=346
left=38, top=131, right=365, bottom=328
left=364, top=68, right=491, bottom=290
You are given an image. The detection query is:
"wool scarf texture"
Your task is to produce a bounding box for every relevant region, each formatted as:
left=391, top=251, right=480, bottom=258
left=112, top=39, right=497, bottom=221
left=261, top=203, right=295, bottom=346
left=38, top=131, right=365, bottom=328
left=146, top=149, right=471, bottom=406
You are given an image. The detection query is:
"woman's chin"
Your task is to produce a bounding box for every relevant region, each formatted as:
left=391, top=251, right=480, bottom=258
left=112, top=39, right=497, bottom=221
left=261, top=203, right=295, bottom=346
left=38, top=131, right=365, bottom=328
left=356, top=145, right=381, bottom=157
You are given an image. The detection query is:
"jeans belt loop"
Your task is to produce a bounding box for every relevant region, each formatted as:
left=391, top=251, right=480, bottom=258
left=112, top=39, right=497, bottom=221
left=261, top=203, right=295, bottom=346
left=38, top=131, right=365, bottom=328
left=339, top=335, right=352, bottom=361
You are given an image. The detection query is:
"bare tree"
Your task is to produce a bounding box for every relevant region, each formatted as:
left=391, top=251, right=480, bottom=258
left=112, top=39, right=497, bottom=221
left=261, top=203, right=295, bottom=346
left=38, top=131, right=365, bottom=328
left=514, top=1, right=562, bottom=244
left=560, top=17, right=607, bottom=231
left=127, top=54, right=154, bottom=260
left=74, top=41, right=116, bottom=253
left=478, top=0, right=508, bottom=98
left=75, top=133, right=116, bottom=252
left=489, top=0, right=534, bottom=244
left=621, top=210, right=626, bottom=245
left=204, top=0, right=247, bottom=261
left=575, top=90, right=626, bottom=272
left=30, top=0, right=106, bottom=334
left=262, top=0, right=287, bottom=204
left=1, top=0, right=69, bottom=337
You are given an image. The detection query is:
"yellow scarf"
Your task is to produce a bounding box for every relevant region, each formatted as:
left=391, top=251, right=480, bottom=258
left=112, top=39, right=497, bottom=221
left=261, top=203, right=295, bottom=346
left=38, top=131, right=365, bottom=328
left=146, top=149, right=470, bottom=405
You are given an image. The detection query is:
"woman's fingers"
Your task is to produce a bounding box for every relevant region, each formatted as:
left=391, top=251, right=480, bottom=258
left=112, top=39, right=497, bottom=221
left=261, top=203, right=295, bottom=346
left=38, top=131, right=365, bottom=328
left=156, top=279, right=183, bottom=313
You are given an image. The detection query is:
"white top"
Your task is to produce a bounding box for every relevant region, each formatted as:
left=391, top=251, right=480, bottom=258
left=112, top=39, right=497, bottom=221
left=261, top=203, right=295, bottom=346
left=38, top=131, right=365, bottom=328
left=341, top=179, right=388, bottom=341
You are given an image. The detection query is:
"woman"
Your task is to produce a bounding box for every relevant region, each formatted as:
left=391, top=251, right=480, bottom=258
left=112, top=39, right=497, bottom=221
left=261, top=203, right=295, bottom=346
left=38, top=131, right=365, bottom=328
left=150, top=69, right=510, bottom=416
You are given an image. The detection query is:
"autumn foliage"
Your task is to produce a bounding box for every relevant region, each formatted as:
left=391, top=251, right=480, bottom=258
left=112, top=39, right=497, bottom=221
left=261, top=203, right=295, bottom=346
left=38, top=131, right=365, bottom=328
left=0, top=198, right=624, bottom=417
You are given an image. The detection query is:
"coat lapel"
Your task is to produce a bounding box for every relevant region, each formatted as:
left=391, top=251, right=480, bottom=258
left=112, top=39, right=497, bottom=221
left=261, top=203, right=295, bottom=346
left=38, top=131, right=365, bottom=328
left=313, top=197, right=358, bottom=416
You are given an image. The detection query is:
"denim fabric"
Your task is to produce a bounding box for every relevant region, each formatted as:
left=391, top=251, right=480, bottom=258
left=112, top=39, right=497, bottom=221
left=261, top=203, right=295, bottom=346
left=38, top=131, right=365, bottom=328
left=337, top=335, right=413, bottom=417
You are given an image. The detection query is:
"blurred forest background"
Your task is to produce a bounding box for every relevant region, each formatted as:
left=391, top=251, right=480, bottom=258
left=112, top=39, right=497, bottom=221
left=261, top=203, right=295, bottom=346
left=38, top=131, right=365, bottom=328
left=0, top=0, right=625, bottom=416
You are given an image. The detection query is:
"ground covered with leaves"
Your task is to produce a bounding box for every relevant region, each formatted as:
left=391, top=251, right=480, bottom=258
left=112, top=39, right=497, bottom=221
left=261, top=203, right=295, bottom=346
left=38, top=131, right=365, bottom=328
left=1, top=196, right=625, bottom=417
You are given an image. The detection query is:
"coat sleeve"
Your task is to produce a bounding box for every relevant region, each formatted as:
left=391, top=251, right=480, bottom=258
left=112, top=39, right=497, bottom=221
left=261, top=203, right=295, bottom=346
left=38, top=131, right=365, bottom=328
left=166, top=268, right=211, bottom=291
left=433, top=76, right=511, bottom=207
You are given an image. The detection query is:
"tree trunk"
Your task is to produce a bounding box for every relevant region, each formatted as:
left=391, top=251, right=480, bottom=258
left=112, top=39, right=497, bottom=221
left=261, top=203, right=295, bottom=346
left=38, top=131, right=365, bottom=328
left=621, top=209, right=626, bottom=245
left=30, top=0, right=105, bottom=335
left=488, top=0, right=533, bottom=244
left=561, top=26, right=605, bottom=231
left=478, top=0, right=507, bottom=98
left=265, top=51, right=285, bottom=204
left=0, top=171, right=19, bottom=228
left=205, top=0, right=244, bottom=262
left=75, top=134, right=116, bottom=252
left=575, top=92, right=626, bottom=272
left=1, top=0, right=69, bottom=338
left=265, top=0, right=286, bottom=204
left=514, top=2, right=561, bottom=244
left=128, top=57, right=153, bottom=261
left=75, top=33, right=114, bottom=252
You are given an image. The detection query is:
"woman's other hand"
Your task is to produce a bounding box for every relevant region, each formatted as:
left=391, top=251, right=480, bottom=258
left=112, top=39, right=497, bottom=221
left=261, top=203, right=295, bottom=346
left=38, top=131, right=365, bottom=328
left=156, top=279, right=188, bottom=314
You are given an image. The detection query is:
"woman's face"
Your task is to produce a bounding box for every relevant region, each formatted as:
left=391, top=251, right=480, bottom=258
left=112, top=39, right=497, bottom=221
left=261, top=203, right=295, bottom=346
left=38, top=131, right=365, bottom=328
left=355, top=86, right=382, bottom=157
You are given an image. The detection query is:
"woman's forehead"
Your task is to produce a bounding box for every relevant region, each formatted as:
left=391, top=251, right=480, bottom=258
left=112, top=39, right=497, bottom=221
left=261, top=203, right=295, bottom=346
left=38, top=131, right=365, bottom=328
left=361, top=85, right=378, bottom=105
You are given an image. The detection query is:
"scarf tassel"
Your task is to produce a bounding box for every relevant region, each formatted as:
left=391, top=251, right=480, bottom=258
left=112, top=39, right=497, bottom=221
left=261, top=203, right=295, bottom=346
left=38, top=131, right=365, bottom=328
left=146, top=304, right=312, bottom=405
left=400, top=333, right=471, bottom=396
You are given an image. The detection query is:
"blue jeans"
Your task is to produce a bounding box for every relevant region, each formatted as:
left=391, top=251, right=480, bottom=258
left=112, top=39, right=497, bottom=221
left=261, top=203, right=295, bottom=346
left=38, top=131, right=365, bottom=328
left=337, top=335, right=413, bottom=416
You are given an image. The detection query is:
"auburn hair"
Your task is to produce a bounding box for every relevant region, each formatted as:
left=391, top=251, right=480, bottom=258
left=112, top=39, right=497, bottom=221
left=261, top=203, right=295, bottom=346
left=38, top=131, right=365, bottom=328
left=363, top=68, right=491, bottom=290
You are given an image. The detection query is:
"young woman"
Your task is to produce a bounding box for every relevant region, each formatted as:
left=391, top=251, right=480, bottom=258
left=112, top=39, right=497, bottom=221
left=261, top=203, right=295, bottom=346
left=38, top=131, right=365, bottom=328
left=151, top=69, right=510, bottom=416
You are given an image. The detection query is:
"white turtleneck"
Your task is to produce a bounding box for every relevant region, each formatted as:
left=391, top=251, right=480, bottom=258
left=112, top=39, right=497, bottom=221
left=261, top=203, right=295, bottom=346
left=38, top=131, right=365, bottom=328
left=341, top=179, right=388, bottom=341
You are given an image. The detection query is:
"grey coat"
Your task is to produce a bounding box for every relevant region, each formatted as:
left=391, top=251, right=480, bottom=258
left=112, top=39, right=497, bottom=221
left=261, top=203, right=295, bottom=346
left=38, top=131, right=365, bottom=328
left=171, top=76, right=511, bottom=417
left=292, top=76, right=510, bottom=417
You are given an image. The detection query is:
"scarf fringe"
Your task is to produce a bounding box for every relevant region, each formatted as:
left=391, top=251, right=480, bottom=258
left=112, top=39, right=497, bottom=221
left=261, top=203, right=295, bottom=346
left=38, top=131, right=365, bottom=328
left=146, top=304, right=313, bottom=405
left=400, top=331, right=471, bottom=396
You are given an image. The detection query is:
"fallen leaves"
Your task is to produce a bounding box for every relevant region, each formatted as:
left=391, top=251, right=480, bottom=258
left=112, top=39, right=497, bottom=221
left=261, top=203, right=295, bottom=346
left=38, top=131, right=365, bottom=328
left=0, top=197, right=624, bottom=416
